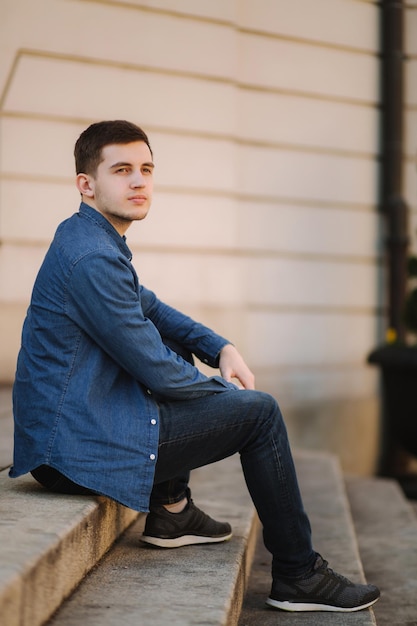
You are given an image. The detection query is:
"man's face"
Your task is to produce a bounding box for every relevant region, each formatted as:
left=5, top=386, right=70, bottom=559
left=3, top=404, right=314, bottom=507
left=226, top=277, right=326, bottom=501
left=78, top=141, right=154, bottom=235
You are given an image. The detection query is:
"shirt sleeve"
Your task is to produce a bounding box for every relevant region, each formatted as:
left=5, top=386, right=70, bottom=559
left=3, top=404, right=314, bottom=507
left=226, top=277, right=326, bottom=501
left=139, top=284, right=230, bottom=368
left=65, top=249, right=237, bottom=399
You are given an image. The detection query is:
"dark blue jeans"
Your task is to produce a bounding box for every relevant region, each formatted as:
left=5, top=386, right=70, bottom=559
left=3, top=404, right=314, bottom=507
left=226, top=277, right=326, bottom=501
left=152, top=389, right=316, bottom=578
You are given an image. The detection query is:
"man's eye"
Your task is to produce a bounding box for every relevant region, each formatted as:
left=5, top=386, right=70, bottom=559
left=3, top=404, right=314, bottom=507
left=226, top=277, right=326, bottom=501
left=116, top=167, right=129, bottom=173
left=143, top=167, right=152, bottom=174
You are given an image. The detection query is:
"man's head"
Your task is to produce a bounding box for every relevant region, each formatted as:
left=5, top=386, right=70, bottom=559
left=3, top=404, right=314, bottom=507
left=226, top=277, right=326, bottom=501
left=74, top=120, right=153, bottom=177
left=74, top=121, right=155, bottom=235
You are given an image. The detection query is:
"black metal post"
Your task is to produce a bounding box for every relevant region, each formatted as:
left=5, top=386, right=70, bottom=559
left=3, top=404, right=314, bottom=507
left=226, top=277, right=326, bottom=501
left=380, top=0, right=409, bottom=341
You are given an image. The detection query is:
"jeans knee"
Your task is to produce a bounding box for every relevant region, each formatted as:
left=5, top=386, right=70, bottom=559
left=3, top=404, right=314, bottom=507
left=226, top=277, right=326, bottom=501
left=239, top=390, right=287, bottom=454
left=256, top=390, right=280, bottom=414
left=246, top=390, right=283, bottom=428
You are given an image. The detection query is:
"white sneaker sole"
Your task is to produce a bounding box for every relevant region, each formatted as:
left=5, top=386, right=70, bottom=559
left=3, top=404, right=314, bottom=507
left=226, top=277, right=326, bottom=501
left=141, top=532, right=232, bottom=548
left=265, top=596, right=380, bottom=612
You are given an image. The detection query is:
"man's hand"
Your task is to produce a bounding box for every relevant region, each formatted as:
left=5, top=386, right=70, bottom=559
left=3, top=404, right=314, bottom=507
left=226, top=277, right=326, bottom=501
left=219, top=344, right=255, bottom=390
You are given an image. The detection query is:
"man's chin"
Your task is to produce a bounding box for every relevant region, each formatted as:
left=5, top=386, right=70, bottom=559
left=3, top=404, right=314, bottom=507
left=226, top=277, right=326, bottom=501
left=132, top=210, right=150, bottom=221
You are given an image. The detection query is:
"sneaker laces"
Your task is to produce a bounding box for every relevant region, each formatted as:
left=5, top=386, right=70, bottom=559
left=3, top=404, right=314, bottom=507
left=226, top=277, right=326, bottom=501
left=311, top=556, right=353, bottom=586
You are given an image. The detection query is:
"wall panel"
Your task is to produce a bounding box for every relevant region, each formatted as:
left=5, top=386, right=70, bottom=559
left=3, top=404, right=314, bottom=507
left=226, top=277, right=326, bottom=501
left=0, top=179, right=78, bottom=242
left=237, top=144, right=377, bottom=205
left=0, top=117, right=81, bottom=178
left=3, top=55, right=237, bottom=136
left=0, top=0, right=237, bottom=88
left=238, top=33, right=378, bottom=102
left=238, top=89, right=377, bottom=154
left=133, top=250, right=378, bottom=311
left=245, top=309, right=377, bottom=367
left=236, top=201, right=380, bottom=257
left=239, top=0, right=378, bottom=51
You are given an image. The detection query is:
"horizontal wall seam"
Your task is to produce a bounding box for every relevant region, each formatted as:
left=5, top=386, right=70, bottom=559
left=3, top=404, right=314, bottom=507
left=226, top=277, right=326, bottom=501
left=245, top=303, right=383, bottom=316
left=0, top=49, right=379, bottom=111
left=131, top=244, right=382, bottom=266
left=239, top=82, right=378, bottom=107
left=239, top=27, right=378, bottom=57
left=75, top=0, right=235, bottom=27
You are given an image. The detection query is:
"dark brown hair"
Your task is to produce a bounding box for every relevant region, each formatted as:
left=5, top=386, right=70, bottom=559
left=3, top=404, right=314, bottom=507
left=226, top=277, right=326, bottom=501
left=74, top=120, right=153, bottom=176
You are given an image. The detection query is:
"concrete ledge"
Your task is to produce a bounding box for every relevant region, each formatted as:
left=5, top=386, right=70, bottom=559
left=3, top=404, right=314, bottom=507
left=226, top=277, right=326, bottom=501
left=0, top=470, right=138, bottom=626
left=346, top=475, right=417, bottom=626
left=1, top=447, right=383, bottom=626
left=45, top=456, right=259, bottom=626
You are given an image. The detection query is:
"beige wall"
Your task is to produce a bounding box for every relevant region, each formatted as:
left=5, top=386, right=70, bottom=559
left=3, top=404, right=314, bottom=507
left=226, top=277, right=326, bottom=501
left=0, top=0, right=387, bottom=474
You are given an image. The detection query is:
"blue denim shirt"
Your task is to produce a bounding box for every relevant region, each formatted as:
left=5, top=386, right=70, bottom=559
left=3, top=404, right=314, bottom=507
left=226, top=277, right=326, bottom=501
left=10, top=202, right=235, bottom=511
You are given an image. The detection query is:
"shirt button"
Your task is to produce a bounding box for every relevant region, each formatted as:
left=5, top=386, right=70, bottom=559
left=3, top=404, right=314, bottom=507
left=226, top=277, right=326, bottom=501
left=151, top=419, right=157, bottom=425
left=150, top=454, right=156, bottom=461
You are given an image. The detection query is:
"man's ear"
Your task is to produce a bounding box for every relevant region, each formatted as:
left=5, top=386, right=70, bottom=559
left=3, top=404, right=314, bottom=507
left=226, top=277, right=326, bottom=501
left=76, top=173, right=95, bottom=198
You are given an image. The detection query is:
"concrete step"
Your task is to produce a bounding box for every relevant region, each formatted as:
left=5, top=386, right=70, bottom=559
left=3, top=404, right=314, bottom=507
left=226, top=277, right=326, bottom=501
left=0, top=379, right=397, bottom=626
left=1, top=405, right=379, bottom=626
left=346, top=475, right=417, bottom=626
left=42, top=456, right=258, bottom=626
left=0, top=385, right=14, bottom=471
left=42, top=450, right=373, bottom=626
left=0, top=377, right=259, bottom=626
left=1, top=386, right=259, bottom=626
left=0, top=469, right=139, bottom=626
left=239, top=450, right=377, bottom=626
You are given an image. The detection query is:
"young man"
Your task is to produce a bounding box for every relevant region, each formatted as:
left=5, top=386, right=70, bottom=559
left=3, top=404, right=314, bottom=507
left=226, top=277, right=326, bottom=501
left=10, top=120, right=380, bottom=613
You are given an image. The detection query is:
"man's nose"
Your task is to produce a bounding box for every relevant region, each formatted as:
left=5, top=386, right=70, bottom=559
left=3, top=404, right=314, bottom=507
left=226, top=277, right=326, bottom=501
left=130, top=171, right=145, bottom=187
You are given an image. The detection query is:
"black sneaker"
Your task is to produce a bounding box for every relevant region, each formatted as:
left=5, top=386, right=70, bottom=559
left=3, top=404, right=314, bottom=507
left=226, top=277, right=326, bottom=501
left=266, top=555, right=380, bottom=612
left=141, top=499, right=232, bottom=548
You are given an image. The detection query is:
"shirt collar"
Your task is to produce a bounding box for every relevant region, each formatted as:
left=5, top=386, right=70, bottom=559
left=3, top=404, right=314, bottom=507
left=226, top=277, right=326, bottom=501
left=78, top=202, right=133, bottom=260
